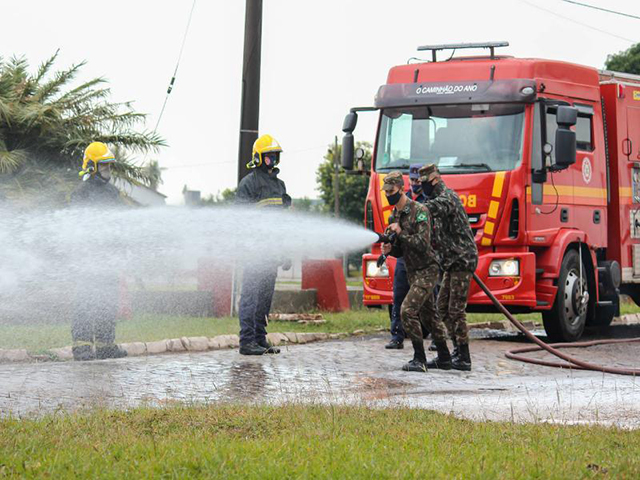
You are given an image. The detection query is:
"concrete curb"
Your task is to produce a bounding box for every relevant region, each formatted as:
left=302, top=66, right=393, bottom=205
left=1, top=313, right=637, bottom=364
left=0, top=329, right=367, bottom=364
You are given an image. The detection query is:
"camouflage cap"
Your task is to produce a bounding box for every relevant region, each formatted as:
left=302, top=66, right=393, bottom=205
left=381, top=171, right=404, bottom=191
left=418, top=163, right=439, bottom=182
left=409, top=163, right=423, bottom=180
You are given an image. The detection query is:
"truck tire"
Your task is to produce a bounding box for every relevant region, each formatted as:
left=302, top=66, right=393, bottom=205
left=542, top=249, right=589, bottom=342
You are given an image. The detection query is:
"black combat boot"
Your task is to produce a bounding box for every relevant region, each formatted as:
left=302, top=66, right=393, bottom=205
left=451, top=338, right=459, bottom=359
left=426, top=342, right=452, bottom=370
left=239, top=342, right=267, bottom=356
left=402, top=341, right=427, bottom=372
left=96, top=344, right=127, bottom=360
left=72, top=345, right=95, bottom=361
left=385, top=339, right=404, bottom=350
left=451, top=343, right=472, bottom=371
left=257, top=339, right=281, bottom=354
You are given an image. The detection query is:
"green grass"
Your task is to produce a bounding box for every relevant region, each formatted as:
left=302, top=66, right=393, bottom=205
left=0, top=404, right=638, bottom=478
left=3, top=300, right=639, bottom=353
left=0, top=310, right=390, bottom=352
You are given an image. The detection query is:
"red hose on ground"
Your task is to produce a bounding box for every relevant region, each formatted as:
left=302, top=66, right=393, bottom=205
left=472, top=273, right=640, bottom=377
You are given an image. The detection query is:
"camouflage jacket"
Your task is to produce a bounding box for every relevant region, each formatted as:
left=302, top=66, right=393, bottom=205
left=424, top=181, right=478, bottom=272
left=388, top=199, right=439, bottom=274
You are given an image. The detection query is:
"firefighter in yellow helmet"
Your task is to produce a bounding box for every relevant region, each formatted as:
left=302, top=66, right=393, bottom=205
left=70, top=142, right=127, bottom=361
left=72, top=142, right=122, bottom=205
left=236, top=134, right=292, bottom=355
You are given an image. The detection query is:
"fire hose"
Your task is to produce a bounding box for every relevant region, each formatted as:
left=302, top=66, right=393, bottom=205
left=473, top=272, right=640, bottom=377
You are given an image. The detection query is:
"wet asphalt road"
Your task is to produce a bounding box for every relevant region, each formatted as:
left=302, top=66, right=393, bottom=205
left=1, top=326, right=639, bottom=427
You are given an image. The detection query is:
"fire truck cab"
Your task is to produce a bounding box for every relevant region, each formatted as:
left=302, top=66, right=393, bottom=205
left=342, top=42, right=640, bottom=342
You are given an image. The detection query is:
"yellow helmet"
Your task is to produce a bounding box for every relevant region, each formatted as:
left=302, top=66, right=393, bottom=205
left=247, top=134, right=282, bottom=169
left=79, top=142, right=115, bottom=180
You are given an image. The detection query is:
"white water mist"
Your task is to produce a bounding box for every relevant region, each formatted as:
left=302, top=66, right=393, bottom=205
left=0, top=206, right=377, bottom=321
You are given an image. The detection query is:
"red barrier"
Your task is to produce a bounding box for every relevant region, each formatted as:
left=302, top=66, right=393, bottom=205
left=197, top=259, right=233, bottom=317
left=118, top=277, right=132, bottom=320
left=301, top=259, right=349, bottom=312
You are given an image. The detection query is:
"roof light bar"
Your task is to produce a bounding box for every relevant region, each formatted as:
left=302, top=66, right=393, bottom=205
left=417, top=41, right=509, bottom=62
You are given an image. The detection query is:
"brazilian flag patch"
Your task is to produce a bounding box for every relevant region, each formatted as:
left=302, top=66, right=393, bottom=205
left=416, top=212, right=428, bottom=223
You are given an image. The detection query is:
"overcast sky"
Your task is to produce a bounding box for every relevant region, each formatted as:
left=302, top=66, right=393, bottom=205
left=2, top=0, right=638, bottom=203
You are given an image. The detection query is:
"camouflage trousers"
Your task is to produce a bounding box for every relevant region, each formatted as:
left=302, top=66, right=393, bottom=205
left=401, top=264, right=448, bottom=343
left=437, top=270, right=473, bottom=345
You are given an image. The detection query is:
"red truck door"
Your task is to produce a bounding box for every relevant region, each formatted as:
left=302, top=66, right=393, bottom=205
left=626, top=106, right=640, bottom=162
left=626, top=106, right=640, bottom=272
left=571, top=103, right=607, bottom=248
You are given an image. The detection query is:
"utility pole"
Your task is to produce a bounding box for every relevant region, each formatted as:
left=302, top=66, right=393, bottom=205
left=334, top=136, right=340, bottom=217
left=237, top=0, right=263, bottom=184
left=334, top=136, right=348, bottom=277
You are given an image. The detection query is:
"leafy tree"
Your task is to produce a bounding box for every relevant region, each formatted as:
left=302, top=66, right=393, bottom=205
left=0, top=51, right=165, bottom=204
left=316, top=141, right=372, bottom=224
left=293, top=196, right=313, bottom=211
left=142, top=160, right=165, bottom=191
left=201, top=187, right=237, bottom=206
left=605, top=43, right=640, bottom=75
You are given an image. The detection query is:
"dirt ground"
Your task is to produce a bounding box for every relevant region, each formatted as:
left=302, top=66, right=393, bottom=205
left=1, top=325, right=639, bottom=428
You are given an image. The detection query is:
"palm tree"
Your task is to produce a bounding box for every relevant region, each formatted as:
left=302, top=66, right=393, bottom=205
left=0, top=51, right=165, bottom=204
left=142, top=160, right=166, bottom=191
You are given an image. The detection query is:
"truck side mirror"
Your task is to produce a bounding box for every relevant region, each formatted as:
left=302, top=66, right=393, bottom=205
left=342, top=133, right=354, bottom=170
left=554, top=106, right=578, bottom=169
left=342, top=112, right=358, bottom=133
left=341, top=112, right=359, bottom=170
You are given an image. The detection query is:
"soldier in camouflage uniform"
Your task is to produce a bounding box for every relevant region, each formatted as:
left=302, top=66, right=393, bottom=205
left=380, top=171, right=450, bottom=372
left=386, top=163, right=431, bottom=350
left=419, top=164, right=478, bottom=371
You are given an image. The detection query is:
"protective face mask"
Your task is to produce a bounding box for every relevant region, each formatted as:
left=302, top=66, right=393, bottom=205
left=385, top=190, right=402, bottom=206
left=263, top=153, right=280, bottom=168
left=411, top=184, right=423, bottom=196
left=422, top=181, right=435, bottom=197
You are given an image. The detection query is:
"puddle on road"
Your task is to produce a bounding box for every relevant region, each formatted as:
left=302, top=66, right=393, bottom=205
left=1, top=332, right=639, bottom=428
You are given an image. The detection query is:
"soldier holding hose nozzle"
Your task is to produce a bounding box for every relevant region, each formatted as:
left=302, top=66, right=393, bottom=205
left=379, top=171, right=448, bottom=372
left=383, top=164, right=435, bottom=351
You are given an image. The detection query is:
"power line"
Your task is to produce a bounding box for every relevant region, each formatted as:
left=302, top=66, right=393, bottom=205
left=154, top=0, right=197, bottom=133
left=519, top=0, right=636, bottom=43
left=561, top=0, right=640, bottom=21
left=164, top=145, right=329, bottom=170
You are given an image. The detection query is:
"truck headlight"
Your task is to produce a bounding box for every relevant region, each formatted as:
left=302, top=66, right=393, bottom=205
left=366, top=260, right=389, bottom=278
left=489, top=259, right=519, bottom=277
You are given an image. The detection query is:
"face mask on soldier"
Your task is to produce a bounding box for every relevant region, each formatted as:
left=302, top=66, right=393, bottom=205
left=411, top=184, right=423, bottom=196
left=422, top=180, right=435, bottom=197
left=386, top=190, right=402, bottom=206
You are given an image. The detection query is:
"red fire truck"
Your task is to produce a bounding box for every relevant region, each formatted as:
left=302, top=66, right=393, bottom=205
left=341, top=41, right=640, bottom=342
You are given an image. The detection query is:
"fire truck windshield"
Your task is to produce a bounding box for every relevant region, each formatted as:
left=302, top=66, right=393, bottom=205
left=375, top=103, right=525, bottom=173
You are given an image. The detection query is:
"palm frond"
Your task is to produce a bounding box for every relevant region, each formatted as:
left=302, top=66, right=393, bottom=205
left=32, top=61, right=85, bottom=103
left=0, top=51, right=166, bottom=195
left=0, top=141, right=27, bottom=174
left=32, top=50, right=60, bottom=87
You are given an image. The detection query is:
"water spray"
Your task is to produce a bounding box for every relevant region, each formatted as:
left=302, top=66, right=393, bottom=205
left=0, top=206, right=377, bottom=330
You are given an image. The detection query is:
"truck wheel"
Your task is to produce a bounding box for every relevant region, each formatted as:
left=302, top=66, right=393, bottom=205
left=542, top=249, right=589, bottom=342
